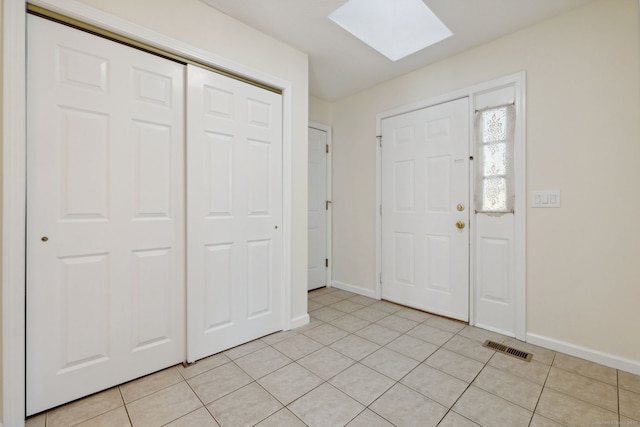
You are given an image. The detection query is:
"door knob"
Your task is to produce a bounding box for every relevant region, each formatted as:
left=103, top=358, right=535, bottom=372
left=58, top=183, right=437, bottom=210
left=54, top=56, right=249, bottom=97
left=41, top=236, right=49, bottom=242
left=455, top=221, right=465, bottom=229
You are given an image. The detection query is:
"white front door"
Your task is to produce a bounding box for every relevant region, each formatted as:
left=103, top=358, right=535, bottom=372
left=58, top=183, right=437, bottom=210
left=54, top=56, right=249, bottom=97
left=26, top=16, right=185, bottom=414
left=308, top=126, right=329, bottom=290
left=381, top=98, right=470, bottom=321
left=186, top=65, right=283, bottom=362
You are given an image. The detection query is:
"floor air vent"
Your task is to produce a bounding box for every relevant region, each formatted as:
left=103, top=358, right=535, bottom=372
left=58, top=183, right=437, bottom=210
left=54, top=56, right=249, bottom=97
left=483, top=340, right=533, bottom=362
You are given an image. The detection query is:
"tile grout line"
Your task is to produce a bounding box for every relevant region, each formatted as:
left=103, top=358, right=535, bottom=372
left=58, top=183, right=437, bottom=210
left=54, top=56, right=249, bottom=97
left=528, top=351, right=567, bottom=427
left=181, top=368, right=215, bottom=424
left=438, top=338, right=500, bottom=427
left=543, top=365, right=621, bottom=416
left=617, top=369, right=621, bottom=427
left=246, top=339, right=332, bottom=426
left=118, top=386, right=135, bottom=427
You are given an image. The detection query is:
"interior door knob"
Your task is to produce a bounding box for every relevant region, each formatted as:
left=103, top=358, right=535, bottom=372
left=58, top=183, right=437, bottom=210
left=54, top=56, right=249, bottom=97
left=455, top=221, right=465, bottom=229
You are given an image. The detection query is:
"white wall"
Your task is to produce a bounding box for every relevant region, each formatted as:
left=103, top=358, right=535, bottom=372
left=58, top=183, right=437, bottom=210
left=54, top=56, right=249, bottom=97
left=328, top=0, right=640, bottom=363
left=309, top=95, right=333, bottom=125
left=74, top=0, right=310, bottom=325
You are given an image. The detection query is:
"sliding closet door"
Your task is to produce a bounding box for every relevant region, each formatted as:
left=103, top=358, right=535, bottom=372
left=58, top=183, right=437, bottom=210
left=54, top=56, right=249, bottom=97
left=26, top=16, right=185, bottom=414
left=187, top=65, right=284, bottom=362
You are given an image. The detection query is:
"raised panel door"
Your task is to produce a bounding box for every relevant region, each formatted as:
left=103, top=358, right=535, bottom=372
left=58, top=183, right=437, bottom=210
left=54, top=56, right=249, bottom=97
left=381, top=98, right=470, bottom=321
left=26, top=16, right=185, bottom=414
left=187, top=65, right=283, bottom=362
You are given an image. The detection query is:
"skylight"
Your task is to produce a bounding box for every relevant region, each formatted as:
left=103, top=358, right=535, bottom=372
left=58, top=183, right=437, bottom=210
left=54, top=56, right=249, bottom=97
left=329, top=0, right=452, bottom=62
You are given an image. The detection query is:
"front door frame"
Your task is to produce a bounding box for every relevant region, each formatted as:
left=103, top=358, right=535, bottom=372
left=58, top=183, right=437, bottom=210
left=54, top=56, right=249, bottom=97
left=2, top=1, right=295, bottom=424
left=374, top=72, right=526, bottom=340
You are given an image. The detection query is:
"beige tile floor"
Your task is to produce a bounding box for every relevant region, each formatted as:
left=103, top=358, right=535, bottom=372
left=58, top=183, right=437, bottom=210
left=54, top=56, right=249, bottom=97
left=27, top=287, right=640, bottom=427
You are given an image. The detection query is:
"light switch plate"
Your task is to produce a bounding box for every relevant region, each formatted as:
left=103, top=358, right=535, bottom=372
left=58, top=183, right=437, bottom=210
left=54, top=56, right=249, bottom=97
left=532, top=190, right=561, bottom=208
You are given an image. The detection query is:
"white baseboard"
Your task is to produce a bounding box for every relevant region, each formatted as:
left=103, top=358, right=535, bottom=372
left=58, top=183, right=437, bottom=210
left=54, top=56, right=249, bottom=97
left=289, top=313, right=310, bottom=330
left=527, top=333, right=640, bottom=376
left=331, top=280, right=378, bottom=299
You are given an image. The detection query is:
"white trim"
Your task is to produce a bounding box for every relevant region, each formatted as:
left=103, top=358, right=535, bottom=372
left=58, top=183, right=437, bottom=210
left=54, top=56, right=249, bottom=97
left=3, top=0, right=27, bottom=425
left=282, top=83, right=294, bottom=331
left=374, top=72, right=526, bottom=340
left=513, top=73, right=527, bottom=340
left=290, top=314, right=311, bottom=330
left=331, top=280, right=379, bottom=299
left=527, top=333, right=640, bottom=376
left=5, top=0, right=296, bottom=422
left=308, top=121, right=333, bottom=288
left=374, top=134, right=382, bottom=300
left=467, top=99, right=477, bottom=329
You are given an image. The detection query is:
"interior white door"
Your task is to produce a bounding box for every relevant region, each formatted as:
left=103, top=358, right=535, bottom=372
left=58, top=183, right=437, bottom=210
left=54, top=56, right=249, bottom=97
left=26, top=16, right=185, bottom=414
left=381, top=98, right=470, bottom=321
left=308, top=126, right=328, bottom=290
left=187, top=65, right=283, bottom=362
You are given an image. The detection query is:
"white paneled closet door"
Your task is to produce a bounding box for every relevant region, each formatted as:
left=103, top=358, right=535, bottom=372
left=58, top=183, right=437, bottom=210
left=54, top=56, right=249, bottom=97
left=186, top=65, right=284, bottom=362
left=26, top=16, right=185, bottom=415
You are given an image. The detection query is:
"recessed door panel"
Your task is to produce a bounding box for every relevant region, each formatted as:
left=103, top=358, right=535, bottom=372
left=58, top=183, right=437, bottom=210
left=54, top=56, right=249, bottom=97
left=60, top=254, right=110, bottom=370
left=247, top=98, right=271, bottom=128
left=133, top=68, right=173, bottom=107
left=426, top=155, right=451, bottom=213
left=248, top=139, right=271, bottom=216
left=479, top=237, right=510, bottom=304
left=132, top=248, right=173, bottom=349
left=205, top=85, right=234, bottom=119
left=133, top=121, right=172, bottom=218
left=393, top=126, right=414, bottom=146
left=61, top=108, right=109, bottom=219
left=248, top=239, right=272, bottom=318
left=59, top=47, right=108, bottom=92
left=394, top=233, right=415, bottom=285
left=204, top=244, right=234, bottom=331
left=205, top=132, right=234, bottom=217
left=394, top=160, right=415, bottom=212
left=425, top=117, right=451, bottom=139
left=425, top=235, right=451, bottom=293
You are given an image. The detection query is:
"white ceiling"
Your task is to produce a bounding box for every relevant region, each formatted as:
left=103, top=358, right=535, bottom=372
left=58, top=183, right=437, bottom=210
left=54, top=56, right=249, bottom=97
left=200, top=0, right=596, bottom=101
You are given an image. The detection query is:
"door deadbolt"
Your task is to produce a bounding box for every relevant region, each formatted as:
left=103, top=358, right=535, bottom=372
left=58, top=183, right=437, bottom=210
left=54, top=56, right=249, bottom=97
left=457, top=204, right=465, bottom=212
left=41, top=236, right=49, bottom=242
